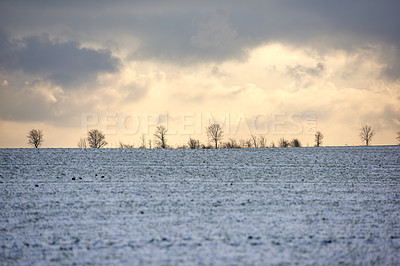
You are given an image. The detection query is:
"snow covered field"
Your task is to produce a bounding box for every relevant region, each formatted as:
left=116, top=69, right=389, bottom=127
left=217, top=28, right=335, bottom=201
left=1, top=146, right=399, bottom=265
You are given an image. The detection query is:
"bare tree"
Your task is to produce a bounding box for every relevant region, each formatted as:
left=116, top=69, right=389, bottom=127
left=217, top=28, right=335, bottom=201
left=148, top=139, right=152, bottom=149
left=290, top=138, right=302, bottom=147
left=154, top=125, right=168, bottom=148
left=396, top=131, right=400, bottom=145
left=139, top=134, right=146, bottom=148
left=278, top=138, right=289, bottom=148
left=27, top=129, right=44, bottom=148
left=360, top=125, right=375, bottom=146
left=251, top=134, right=258, bottom=148
left=87, top=129, right=107, bottom=148
left=206, top=123, right=223, bottom=149
left=315, top=131, right=324, bottom=147
left=77, top=137, right=87, bottom=148
left=188, top=137, right=201, bottom=149
left=258, top=135, right=267, bottom=148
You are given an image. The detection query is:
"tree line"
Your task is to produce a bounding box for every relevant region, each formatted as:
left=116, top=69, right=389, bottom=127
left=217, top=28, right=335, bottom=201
left=26, top=124, right=400, bottom=148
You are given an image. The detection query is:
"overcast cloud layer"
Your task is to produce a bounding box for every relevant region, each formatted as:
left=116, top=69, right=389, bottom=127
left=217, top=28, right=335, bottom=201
left=0, top=0, right=399, bottom=147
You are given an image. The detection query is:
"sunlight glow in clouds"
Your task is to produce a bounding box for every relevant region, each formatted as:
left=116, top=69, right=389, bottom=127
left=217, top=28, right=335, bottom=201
left=0, top=1, right=399, bottom=147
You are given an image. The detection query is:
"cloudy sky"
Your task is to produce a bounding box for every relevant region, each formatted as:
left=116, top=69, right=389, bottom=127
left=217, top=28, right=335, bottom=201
left=0, top=0, right=399, bottom=147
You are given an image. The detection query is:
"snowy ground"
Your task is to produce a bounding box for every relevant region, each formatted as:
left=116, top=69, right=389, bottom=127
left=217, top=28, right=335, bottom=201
left=0, top=146, right=399, bottom=265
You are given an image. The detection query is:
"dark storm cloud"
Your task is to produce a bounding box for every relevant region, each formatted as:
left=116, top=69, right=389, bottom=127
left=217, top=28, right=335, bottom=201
left=0, top=78, right=104, bottom=126
left=381, top=56, right=400, bottom=81
left=128, top=10, right=248, bottom=64
left=0, top=29, right=121, bottom=87
left=1, top=0, right=400, bottom=75
left=0, top=82, right=54, bottom=122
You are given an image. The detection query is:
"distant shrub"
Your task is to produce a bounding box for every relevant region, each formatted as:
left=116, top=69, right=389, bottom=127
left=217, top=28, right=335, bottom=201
left=290, top=139, right=302, bottom=147
left=278, top=138, right=289, bottom=148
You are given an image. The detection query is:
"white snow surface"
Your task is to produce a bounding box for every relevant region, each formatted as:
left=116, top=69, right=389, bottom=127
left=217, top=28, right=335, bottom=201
left=0, top=146, right=399, bottom=265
